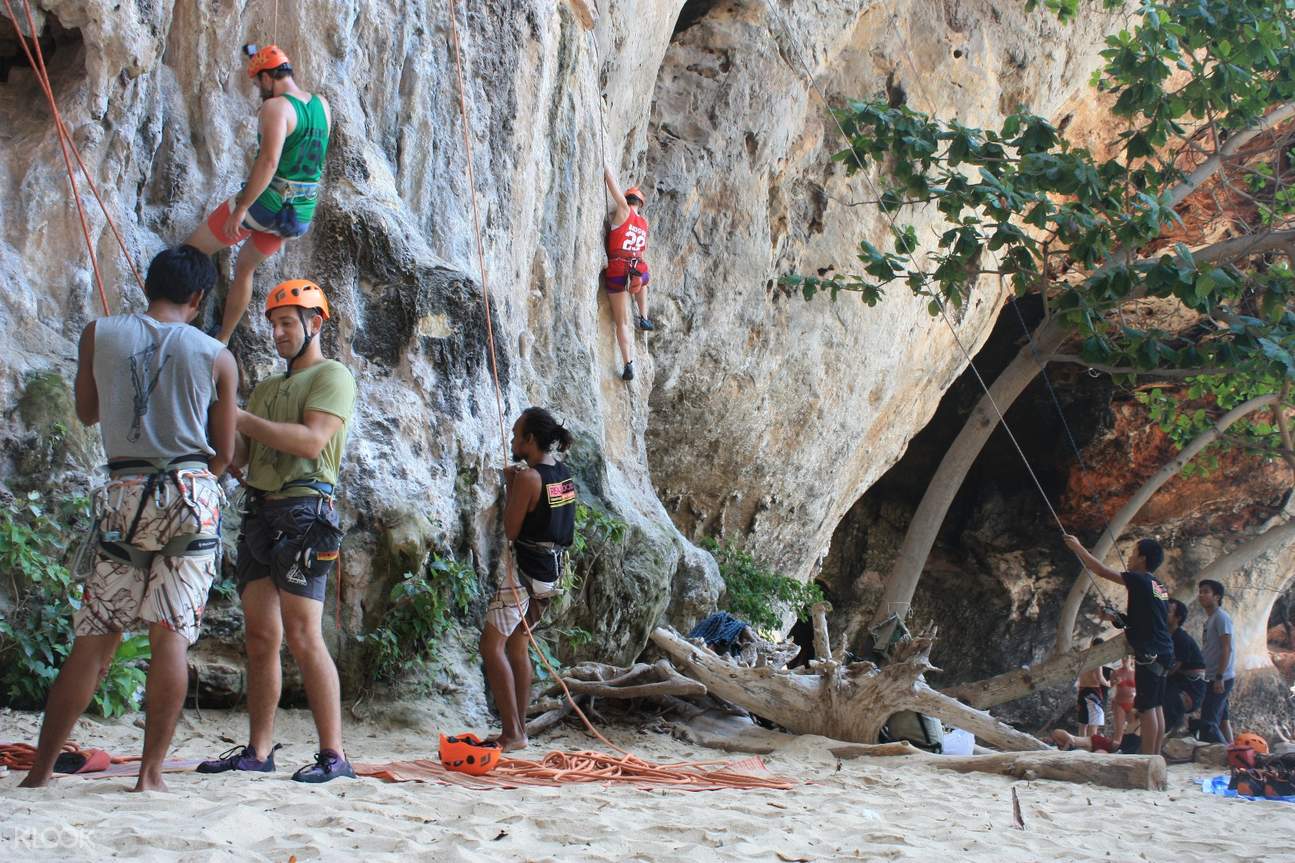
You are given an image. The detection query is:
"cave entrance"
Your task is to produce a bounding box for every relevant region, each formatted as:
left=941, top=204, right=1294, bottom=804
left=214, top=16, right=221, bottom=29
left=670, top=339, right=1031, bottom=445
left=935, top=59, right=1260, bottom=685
left=819, top=296, right=1114, bottom=719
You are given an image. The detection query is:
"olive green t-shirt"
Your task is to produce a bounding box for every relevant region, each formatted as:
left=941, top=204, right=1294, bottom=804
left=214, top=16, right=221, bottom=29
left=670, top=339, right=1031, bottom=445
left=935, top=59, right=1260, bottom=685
left=245, top=359, right=356, bottom=496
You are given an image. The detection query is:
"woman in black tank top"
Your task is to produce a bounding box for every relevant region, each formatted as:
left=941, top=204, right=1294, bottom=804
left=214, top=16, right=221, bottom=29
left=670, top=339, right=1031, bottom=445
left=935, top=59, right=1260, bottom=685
left=505, top=409, right=576, bottom=583
left=480, top=407, right=577, bottom=752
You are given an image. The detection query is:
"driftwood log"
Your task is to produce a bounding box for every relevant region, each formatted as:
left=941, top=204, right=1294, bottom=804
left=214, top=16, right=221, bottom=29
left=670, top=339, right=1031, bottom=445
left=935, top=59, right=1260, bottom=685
left=930, top=750, right=1166, bottom=791
left=942, top=634, right=1129, bottom=709
left=651, top=627, right=1047, bottom=752
left=525, top=659, right=706, bottom=736
left=675, top=710, right=1164, bottom=790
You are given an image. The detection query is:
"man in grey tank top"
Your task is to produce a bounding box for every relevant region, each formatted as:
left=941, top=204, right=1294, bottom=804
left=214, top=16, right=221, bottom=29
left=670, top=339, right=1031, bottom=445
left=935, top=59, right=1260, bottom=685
left=19, top=246, right=238, bottom=792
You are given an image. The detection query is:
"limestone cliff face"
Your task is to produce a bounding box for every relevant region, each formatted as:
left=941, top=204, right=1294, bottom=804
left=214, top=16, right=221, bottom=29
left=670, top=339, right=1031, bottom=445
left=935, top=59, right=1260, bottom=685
left=642, top=0, right=1120, bottom=579
left=0, top=1, right=1120, bottom=688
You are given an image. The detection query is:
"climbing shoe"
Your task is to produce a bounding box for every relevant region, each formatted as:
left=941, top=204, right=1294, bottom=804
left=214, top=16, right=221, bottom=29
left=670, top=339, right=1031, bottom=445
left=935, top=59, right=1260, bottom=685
left=291, top=749, right=356, bottom=783
left=196, top=743, right=282, bottom=774
left=622, top=361, right=634, bottom=382
left=636, top=315, right=656, bottom=331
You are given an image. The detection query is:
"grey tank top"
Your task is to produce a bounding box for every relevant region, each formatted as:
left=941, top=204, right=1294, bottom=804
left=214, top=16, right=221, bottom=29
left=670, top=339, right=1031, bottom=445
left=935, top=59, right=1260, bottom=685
left=93, top=313, right=224, bottom=463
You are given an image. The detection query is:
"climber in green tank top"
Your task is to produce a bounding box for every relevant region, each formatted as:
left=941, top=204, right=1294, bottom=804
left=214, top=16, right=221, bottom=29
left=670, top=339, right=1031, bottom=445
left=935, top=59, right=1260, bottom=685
left=185, top=45, right=332, bottom=344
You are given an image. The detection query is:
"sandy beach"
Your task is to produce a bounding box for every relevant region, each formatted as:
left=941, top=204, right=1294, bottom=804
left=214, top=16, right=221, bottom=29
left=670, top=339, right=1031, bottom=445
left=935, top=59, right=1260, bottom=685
left=2, top=707, right=1291, bottom=862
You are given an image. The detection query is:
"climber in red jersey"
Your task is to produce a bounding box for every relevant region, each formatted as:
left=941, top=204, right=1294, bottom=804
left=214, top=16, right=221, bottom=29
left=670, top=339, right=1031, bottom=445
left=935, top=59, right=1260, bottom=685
left=603, top=164, right=653, bottom=382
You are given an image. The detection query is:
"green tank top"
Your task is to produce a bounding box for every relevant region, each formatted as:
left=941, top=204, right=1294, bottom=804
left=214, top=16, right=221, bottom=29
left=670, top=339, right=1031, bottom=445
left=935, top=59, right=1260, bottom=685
left=254, top=93, right=329, bottom=222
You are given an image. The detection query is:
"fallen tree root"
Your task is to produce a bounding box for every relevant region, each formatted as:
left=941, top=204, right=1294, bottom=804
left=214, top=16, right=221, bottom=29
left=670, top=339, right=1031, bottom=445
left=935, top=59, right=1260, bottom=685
left=651, top=627, right=1047, bottom=752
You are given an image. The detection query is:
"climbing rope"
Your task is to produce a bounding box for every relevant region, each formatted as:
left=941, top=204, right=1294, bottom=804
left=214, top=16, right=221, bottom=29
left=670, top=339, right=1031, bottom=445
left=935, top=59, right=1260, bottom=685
left=760, top=0, right=1122, bottom=610
left=4, top=0, right=146, bottom=314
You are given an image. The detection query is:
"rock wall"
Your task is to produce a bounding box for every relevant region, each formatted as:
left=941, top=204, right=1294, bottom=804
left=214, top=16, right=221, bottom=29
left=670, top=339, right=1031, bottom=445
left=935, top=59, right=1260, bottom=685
left=0, top=0, right=1125, bottom=697
left=643, top=0, right=1121, bottom=580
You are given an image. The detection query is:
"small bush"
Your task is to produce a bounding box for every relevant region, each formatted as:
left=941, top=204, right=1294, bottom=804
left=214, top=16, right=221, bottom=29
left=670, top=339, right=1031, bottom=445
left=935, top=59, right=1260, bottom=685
left=364, top=554, right=478, bottom=681
left=0, top=490, right=149, bottom=716
left=702, top=538, right=822, bottom=637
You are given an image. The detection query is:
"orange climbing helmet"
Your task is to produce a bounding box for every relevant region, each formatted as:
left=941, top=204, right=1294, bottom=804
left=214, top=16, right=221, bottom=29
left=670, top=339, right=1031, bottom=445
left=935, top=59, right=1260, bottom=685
left=1233, top=731, right=1269, bottom=755
left=245, top=44, right=292, bottom=78
left=266, top=279, right=331, bottom=320
left=624, top=186, right=645, bottom=203
left=438, top=733, right=500, bottom=776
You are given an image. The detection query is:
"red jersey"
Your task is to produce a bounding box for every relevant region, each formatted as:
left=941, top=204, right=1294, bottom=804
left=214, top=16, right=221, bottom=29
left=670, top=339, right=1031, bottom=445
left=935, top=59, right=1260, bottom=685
left=607, top=211, right=649, bottom=262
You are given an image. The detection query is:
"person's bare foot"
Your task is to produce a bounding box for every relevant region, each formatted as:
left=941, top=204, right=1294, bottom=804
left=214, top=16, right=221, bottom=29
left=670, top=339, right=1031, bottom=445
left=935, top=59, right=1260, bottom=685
left=17, top=773, right=49, bottom=789
left=129, top=773, right=169, bottom=793
left=495, top=735, right=528, bottom=752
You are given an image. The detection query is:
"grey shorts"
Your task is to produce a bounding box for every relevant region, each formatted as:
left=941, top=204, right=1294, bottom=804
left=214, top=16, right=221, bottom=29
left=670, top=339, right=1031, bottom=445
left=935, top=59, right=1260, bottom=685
left=236, top=497, right=342, bottom=602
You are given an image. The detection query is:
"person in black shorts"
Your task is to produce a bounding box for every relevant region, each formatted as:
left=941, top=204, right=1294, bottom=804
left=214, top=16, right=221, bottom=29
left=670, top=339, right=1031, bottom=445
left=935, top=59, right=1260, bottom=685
left=1063, top=534, right=1174, bottom=755
left=1164, top=598, right=1207, bottom=735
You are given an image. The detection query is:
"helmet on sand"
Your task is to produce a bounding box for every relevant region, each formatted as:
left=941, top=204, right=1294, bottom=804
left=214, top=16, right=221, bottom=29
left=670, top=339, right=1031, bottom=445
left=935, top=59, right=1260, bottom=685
left=1233, top=731, right=1269, bottom=755
left=265, top=279, right=330, bottom=320
left=246, top=44, right=292, bottom=78
left=438, top=733, right=500, bottom=776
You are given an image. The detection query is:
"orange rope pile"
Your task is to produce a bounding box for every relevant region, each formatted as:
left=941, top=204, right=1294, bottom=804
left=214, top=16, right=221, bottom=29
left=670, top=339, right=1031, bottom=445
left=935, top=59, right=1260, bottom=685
left=3, top=0, right=145, bottom=314
left=496, top=751, right=795, bottom=790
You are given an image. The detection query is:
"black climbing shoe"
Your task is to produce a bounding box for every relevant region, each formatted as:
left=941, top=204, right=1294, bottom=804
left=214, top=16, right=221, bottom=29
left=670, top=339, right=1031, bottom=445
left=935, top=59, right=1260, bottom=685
left=636, top=315, right=656, bottom=332
left=196, top=743, right=282, bottom=774
left=622, top=361, right=634, bottom=382
left=291, top=749, right=356, bottom=783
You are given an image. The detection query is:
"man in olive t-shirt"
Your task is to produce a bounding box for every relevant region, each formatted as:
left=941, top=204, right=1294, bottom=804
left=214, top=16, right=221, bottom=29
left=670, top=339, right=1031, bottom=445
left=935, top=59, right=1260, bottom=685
left=198, top=279, right=358, bottom=784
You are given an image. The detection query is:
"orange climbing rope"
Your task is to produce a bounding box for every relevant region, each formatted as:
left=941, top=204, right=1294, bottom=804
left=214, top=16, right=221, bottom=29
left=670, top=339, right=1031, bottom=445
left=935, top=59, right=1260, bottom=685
left=4, top=0, right=147, bottom=315
left=446, top=2, right=786, bottom=790
left=496, top=750, right=794, bottom=790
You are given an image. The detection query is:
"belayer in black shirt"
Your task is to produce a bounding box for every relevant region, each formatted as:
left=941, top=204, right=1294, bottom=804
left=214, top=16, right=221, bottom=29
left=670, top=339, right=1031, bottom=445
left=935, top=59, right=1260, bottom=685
left=1063, top=533, right=1173, bottom=756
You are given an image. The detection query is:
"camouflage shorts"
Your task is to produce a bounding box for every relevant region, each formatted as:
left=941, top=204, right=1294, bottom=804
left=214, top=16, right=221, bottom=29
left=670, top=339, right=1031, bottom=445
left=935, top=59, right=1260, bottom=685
left=74, top=470, right=221, bottom=645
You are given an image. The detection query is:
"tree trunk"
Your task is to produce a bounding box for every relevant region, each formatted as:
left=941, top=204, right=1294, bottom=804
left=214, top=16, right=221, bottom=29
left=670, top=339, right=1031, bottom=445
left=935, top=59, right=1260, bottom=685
left=942, top=635, right=1128, bottom=710
left=928, top=750, right=1166, bottom=791
left=672, top=709, right=1165, bottom=790
left=1053, top=393, right=1281, bottom=655
left=651, top=627, right=1047, bottom=752
left=869, top=318, right=1066, bottom=631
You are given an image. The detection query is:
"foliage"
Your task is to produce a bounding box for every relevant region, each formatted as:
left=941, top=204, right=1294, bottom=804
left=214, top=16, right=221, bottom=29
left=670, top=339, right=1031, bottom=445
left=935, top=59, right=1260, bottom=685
left=0, top=490, right=149, bottom=716
left=363, top=553, right=479, bottom=681
left=567, top=502, right=628, bottom=587
left=1137, top=372, right=1293, bottom=476
left=703, top=538, right=822, bottom=637
left=783, top=0, right=1295, bottom=384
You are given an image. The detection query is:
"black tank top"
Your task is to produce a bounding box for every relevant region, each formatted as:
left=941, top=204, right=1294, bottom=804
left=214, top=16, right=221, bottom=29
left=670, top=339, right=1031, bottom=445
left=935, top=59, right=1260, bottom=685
left=519, top=461, right=576, bottom=546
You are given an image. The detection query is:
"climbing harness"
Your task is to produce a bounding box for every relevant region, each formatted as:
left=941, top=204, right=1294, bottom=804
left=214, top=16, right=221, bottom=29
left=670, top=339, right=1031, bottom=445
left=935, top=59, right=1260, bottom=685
left=761, top=0, right=1124, bottom=610
left=3, top=0, right=145, bottom=314
left=94, top=455, right=221, bottom=571
left=267, top=175, right=321, bottom=205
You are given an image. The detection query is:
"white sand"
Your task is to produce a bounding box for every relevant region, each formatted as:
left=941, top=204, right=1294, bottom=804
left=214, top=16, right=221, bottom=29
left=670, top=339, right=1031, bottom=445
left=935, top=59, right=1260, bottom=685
left=1, top=707, right=1291, bottom=862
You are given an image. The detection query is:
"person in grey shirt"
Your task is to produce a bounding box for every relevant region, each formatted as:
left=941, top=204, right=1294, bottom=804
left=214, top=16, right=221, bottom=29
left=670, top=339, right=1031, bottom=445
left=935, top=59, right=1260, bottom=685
left=1197, top=578, right=1235, bottom=744
left=19, top=246, right=237, bottom=792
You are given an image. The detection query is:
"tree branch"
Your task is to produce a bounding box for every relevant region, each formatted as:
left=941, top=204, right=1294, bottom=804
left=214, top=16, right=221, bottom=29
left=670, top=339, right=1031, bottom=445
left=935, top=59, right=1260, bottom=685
left=1165, top=102, right=1295, bottom=209
left=1051, top=355, right=1238, bottom=379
